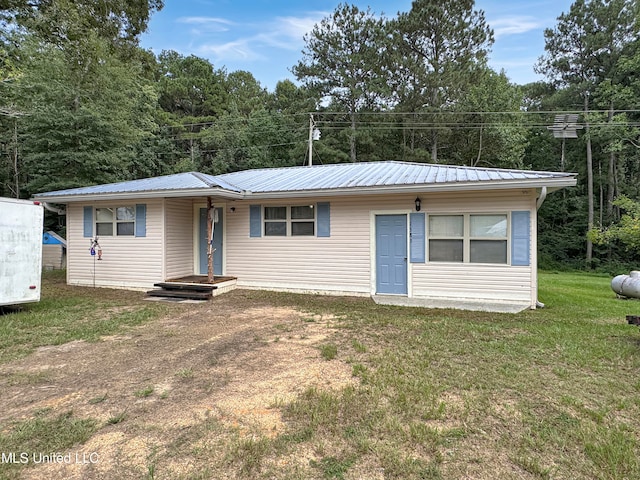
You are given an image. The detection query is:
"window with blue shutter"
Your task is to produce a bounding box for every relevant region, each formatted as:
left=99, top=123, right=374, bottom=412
left=317, top=202, right=330, bottom=237
left=249, top=205, right=262, bottom=237
left=511, top=211, right=531, bottom=266
left=83, top=206, right=93, bottom=238
left=135, top=204, right=146, bottom=237
left=410, top=212, right=426, bottom=263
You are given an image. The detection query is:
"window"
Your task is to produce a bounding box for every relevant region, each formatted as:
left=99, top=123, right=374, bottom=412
left=428, top=215, right=463, bottom=262
left=95, top=206, right=135, bottom=236
left=96, top=208, right=114, bottom=236
left=264, top=206, right=287, bottom=236
left=470, top=214, right=507, bottom=264
left=428, top=213, right=508, bottom=264
left=291, top=206, right=315, bottom=236
left=264, top=205, right=315, bottom=236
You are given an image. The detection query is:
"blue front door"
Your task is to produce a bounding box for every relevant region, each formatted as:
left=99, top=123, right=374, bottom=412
left=376, top=215, right=408, bottom=295
left=199, top=207, right=223, bottom=275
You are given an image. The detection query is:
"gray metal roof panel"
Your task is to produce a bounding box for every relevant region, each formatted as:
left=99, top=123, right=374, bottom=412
left=218, top=161, right=575, bottom=193
left=35, top=161, right=576, bottom=200
left=35, top=172, right=242, bottom=198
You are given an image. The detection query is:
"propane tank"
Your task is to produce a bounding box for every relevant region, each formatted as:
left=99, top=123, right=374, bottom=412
left=611, top=271, right=640, bottom=299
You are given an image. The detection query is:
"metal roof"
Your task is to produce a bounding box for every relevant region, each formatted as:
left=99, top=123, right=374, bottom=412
left=34, top=161, right=577, bottom=202
left=218, top=161, right=576, bottom=193
left=36, top=172, right=242, bottom=198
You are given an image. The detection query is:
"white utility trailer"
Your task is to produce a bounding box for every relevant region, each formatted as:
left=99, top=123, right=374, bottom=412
left=0, top=197, right=44, bottom=306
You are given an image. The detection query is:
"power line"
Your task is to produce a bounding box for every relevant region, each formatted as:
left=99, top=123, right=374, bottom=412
left=159, top=108, right=640, bottom=130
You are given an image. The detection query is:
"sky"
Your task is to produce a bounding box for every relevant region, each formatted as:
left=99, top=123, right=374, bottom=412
left=140, top=0, right=575, bottom=92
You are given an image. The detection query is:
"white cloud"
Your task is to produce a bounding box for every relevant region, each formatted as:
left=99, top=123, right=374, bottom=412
left=490, top=16, right=541, bottom=38
left=177, top=16, right=234, bottom=34
left=199, top=41, right=259, bottom=61
left=273, top=15, right=324, bottom=40
left=178, top=16, right=234, bottom=26
left=195, top=12, right=325, bottom=62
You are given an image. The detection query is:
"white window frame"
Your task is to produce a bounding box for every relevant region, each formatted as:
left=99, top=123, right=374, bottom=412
left=427, top=213, right=510, bottom=264
left=264, top=206, right=287, bottom=236
left=95, top=206, right=136, bottom=237
left=263, top=205, right=316, bottom=237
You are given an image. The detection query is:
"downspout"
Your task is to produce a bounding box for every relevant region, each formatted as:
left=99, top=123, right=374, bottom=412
left=536, top=186, right=547, bottom=211
left=43, top=202, right=66, bottom=215
left=535, top=186, right=548, bottom=308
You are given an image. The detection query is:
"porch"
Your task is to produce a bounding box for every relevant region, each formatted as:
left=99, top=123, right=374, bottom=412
left=146, top=275, right=237, bottom=301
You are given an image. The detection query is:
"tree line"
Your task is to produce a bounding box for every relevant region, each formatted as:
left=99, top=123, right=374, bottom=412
left=1, top=0, right=639, bottom=270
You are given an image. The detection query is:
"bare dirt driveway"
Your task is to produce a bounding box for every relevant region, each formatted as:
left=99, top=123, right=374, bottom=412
left=0, top=289, right=354, bottom=479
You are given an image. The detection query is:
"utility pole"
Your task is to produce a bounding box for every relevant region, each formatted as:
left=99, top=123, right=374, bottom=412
left=307, top=113, right=321, bottom=166
left=308, top=114, right=314, bottom=166
left=584, top=91, right=594, bottom=265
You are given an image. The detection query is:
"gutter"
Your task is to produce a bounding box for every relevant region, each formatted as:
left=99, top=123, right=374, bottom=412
left=33, top=187, right=246, bottom=203
left=33, top=177, right=575, bottom=206
left=242, top=178, right=577, bottom=200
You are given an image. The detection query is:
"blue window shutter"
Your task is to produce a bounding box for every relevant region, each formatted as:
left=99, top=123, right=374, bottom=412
left=511, top=211, right=531, bottom=266
left=135, top=204, right=147, bottom=237
left=317, top=202, right=330, bottom=237
left=83, top=206, right=93, bottom=238
left=410, top=212, right=426, bottom=263
left=249, top=205, right=262, bottom=237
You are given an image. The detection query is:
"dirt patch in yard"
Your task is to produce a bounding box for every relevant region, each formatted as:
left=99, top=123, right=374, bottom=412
left=0, top=290, right=354, bottom=479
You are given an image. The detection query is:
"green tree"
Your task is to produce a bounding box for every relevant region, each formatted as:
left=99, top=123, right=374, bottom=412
left=157, top=50, right=228, bottom=118
left=268, top=79, right=318, bottom=115
left=451, top=68, right=528, bottom=168
left=226, top=70, right=268, bottom=117
left=293, top=3, right=389, bottom=162
left=13, top=36, right=159, bottom=194
left=1, top=0, right=163, bottom=52
left=589, top=195, right=640, bottom=253
left=536, top=0, right=640, bottom=264
left=155, top=50, right=230, bottom=171
left=390, top=0, right=493, bottom=162
left=1, top=0, right=164, bottom=196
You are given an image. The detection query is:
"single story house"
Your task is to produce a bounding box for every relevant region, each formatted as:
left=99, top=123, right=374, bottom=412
left=42, top=231, right=67, bottom=270
left=34, top=161, right=576, bottom=312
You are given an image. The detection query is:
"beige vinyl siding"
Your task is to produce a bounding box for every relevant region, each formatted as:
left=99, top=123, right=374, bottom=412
left=411, top=189, right=537, bottom=307
left=226, top=189, right=537, bottom=305
left=42, top=244, right=65, bottom=270
left=227, top=195, right=376, bottom=294
left=66, top=200, right=163, bottom=289
left=164, top=198, right=194, bottom=280
left=64, top=187, right=538, bottom=306
left=412, top=264, right=532, bottom=302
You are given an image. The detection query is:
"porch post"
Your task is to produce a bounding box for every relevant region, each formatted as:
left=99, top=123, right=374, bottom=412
left=207, top=196, right=214, bottom=283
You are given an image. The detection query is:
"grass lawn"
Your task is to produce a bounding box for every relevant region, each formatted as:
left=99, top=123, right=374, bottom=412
left=233, top=271, right=640, bottom=479
left=1, top=270, right=639, bottom=479
left=0, top=270, right=174, bottom=365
